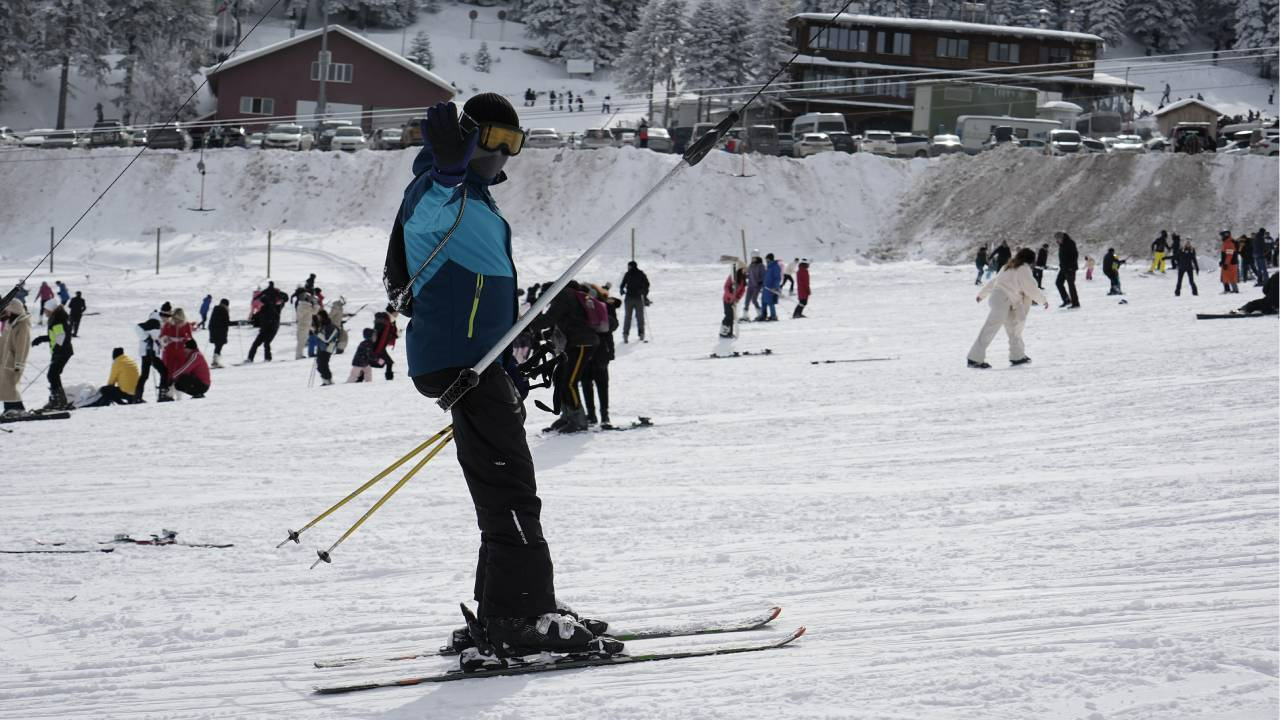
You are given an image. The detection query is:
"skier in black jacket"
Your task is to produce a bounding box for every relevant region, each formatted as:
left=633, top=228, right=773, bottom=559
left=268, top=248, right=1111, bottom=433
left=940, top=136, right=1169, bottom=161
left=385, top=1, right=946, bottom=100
left=247, top=283, right=286, bottom=362
left=1103, top=248, right=1126, bottom=295
left=1174, top=238, right=1199, bottom=296
left=974, top=246, right=988, bottom=285
left=1033, top=244, right=1049, bottom=289
left=528, top=282, right=598, bottom=433
left=619, top=261, right=649, bottom=343
left=31, top=305, right=74, bottom=410
left=1055, top=232, right=1080, bottom=308
left=991, top=241, right=1011, bottom=273
left=68, top=292, right=86, bottom=337
left=208, top=299, right=230, bottom=368
left=580, top=286, right=619, bottom=426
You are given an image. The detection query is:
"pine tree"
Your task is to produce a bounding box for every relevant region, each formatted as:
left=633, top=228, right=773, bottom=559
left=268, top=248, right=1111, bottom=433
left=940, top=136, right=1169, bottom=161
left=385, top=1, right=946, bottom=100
left=561, top=0, right=634, bottom=67
left=1083, top=0, right=1127, bottom=47
left=523, top=0, right=570, bottom=56
left=409, top=31, right=434, bottom=69
left=1126, top=0, right=1169, bottom=52
left=475, top=41, right=492, bottom=73
left=130, top=37, right=197, bottom=126
left=618, top=2, right=662, bottom=94
left=1161, top=0, right=1196, bottom=51
left=107, top=0, right=212, bottom=125
left=747, top=0, right=797, bottom=84
left=0, top=0, right=39, bottom=103
left=422, top=0, right=440, bottom=12
left=1235, top=0, right=1279, bottom=75
left=681, top=1, right=731, bottom=91
left=41, top=0, right=114, bottom=129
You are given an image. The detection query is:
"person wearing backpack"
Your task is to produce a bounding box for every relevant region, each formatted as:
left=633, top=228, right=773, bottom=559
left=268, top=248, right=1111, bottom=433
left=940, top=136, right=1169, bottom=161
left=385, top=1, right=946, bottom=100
left=527, top=281, right=598, bottom=433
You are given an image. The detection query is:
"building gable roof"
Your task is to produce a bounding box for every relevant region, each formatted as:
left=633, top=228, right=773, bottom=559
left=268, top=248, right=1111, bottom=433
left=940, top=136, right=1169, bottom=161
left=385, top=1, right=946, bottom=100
left=207, top=25, right=453, bottom=96
left=1153, top=98, right=1223, bottom=117
left=792, top=13, right=1103, bottom=44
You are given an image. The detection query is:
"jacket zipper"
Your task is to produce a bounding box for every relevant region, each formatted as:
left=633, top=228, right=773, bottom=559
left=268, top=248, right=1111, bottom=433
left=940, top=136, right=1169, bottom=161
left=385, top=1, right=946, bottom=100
left=467, top=274, right=485, bottom=338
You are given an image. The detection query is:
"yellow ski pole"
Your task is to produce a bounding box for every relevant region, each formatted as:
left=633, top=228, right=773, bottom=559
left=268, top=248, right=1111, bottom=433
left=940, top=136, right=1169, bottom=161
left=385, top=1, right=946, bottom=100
left=311, top=429, right=455, bottom=568
left=278, top=424, right=452, bottom=548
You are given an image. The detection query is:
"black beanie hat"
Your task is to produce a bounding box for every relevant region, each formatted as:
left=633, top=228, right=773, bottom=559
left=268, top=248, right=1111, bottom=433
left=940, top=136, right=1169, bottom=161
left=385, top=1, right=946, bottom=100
left=112, top=347, right=124, bottom=359
left=464, top=93, right=519, bottom=127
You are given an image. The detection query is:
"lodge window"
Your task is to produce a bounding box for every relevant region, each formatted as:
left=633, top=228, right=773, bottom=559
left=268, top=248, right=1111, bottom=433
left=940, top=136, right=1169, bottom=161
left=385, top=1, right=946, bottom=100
left=239, top=96, right=275, bottom=115
left=987, top=42, right=1020, bottom=63
left=1039, top=46, right=1071, bottom=66
left=310, top=61, right=354, bottom=83
left=809, top=25, right=869, bottom=52
left=936, top=37, right=969, bottom=59
left=876, top=31, right=911, bottom=55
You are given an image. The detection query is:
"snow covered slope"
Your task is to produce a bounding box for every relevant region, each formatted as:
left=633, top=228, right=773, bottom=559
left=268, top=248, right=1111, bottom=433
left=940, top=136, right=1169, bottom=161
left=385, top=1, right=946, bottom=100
left=0, top=246, right=1276, bottom=719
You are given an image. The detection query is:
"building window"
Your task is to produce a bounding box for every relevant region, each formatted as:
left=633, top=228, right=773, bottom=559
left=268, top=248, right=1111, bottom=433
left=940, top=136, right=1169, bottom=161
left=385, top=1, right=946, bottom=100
left=310, top=61, right=354, bottom=83
left=936, top=37, right=969, bottom=59
left=239, top=96, right=275, bottom=115
left=876, top=31, right=911, bottom=56
left=944, top=86, right=973, bottom=102
left=1039, top=46, right=1071, bottom=66
left=809, top=25, right=871, bottom=53
left=987, top=42, right=1020, bottom=63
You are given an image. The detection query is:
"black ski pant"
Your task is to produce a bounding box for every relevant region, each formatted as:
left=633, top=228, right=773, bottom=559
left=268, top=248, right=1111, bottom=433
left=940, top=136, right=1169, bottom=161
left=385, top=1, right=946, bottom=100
left=134, top=352, right=167, bottom=401
left=782, top=274, right=794, bottom=293
left=579, top=338, right=611, bottom=421
left=85, top=385, right=132, bottom=407
left=555, top=345, right=592, bottom=413
left=1056, top=268, right=1079, bottom=306
left=1033, top=267, right=1044, bottom=288
left=248, top=323, right=278, bottom=361
left=793, top=297, right=808, bottom=318
left=1175, top=268, right=1198, bottom=296
left=316, top=351, right=333, bottom=381
left=212, top=341, right=226, bottom=357
left=414, top=364, right=556, bottom=620
left=721, top=301, right=736, bottom=335
left=69, top=311, right=83, bottom=337
left=47, top=353, right=69, bottom=402
left=975, top=264, right=984, bottom=285
left=175, top=375, right=208, bottom=398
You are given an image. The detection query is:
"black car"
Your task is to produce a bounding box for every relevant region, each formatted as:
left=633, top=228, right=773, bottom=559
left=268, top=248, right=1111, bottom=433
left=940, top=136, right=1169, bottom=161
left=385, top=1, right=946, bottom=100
left=204, top=125, right=248, bottom=148
left=148, top=127, right=191, bottom=150
left=826, top=131, right=857, bottom=154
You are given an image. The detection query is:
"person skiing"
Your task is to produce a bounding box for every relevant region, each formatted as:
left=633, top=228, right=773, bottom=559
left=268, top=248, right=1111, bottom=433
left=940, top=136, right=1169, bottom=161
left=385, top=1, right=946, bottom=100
left=1055, top=232, right=1080, bottom=308
left=68, top=291, right=86, bottom=337
left=620, top=260, right=649, bottom=343
left=991, top=240, right=1011, bottom=274
left=371, top=305, right=399, bottom=379
left=55, top=280, right=70, bottom=306
left=313, top=309, right=339, bottom=386
left=1220, top=231, right=1240, bottom=293
left=743, top=255, right=765, bottom=319
left=296, top=291, right=318, bottom=360
left=382, top=95, right=603, bottom=657
left=1174, top=237, right=1199, bottom=296
left=967, top=248, right=1049, bottom=369
left=81, top=348, right=140, bottom=407
left=1033, top=243, right=1048, bottom=289
left=721, top=264, right=746, bottom=337
left=531, top=282, right=597, bottom=433
left=0, top=299, right=32, bottom=416
left=208, top=298, right=230, bottom=368
left=247, top=282, right=285, bottom=362
left=35, top=282, right=54, bottom=325
left=579, top=284, right=619, bottom=426
left=1251, top=228, right=1270, bottom=286
left=974, top=246, right=988, bottom=285
left=198, top=294, right=212, bottom=329
left=1150, top=230, right=1170, bottom=273
left=1103, top=248, right=1126, bottom=295
left=792, top=259, right=811, bottom=318
left=170, top=339, right=211, bottom=398
left=759, top=253, right=783, bottom=321
left=31, top=304, right=74, bottom=410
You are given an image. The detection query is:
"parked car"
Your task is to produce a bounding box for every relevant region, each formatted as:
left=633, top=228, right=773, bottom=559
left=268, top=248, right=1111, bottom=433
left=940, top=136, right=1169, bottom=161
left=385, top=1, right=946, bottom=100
left=148, top=127, right=192, bottom=150
left=777, top=132, right=795, bottom=157
left=1045, top=129, right=1083, bottom=156
left=330, top=126, right=366, bottom=151
left=263, top=123, right=313, bottom=151
left=129, top=128, right=147, bottom=147
left=247, top=132, right=264, bottom=149
left=315, top=119, right=353, bottom=151
left=187, top=125, right=209, bottom=149
left=204, top=125, right=247, bottom=148
left=745, top=125, right=779, bottom=155
left=929, top=134, right=964, bottom=156
left=893, top=134, right=931, bottom=158
left=1221, top=138, right=1253, bottom=154
left=794, top=132, right=834, bottom=158
left=610, top=127, right=638, bottom=147
left=581, top=128, right=614, bottom=150
left=401, top=118, right=426, bottom=146
left=21, top=129, right=52, bottom=148
left=861, top=129, right=896, bottom=156
left=1080, top=137, right=1107, bottom=153
left=825, top=131, right=857, bottom=153
left=369, top=127, right=402, bottom=150
left=0, top=126, right=20, bottom=146
left=525, top=128, right=563, bottom=149
left=89, top=120, right=133, bottom=148
left=1109, top=135, right=1146, bottom=154
left=1251, top=127, right=1279, bottom=156
left=646, top=127, right=674, bottom=153
left=1019, top=138, right=1047, bottom=151
left=1145, top=136, right=1170, bottom=152
left=1171, top=122, right=1215, bottom=153
left=40, top=130, right=80, bottom=149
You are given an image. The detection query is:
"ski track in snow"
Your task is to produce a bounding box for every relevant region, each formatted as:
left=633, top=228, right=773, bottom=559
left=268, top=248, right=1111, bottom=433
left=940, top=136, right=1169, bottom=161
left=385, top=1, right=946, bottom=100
left=0, top=250, right=1276, bottom=719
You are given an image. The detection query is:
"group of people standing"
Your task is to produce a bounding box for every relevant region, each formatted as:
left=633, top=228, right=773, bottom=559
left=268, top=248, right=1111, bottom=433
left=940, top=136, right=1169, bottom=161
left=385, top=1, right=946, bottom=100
left=0, top=280, right=97, bottom=414
left=722, top=253, right=811, bottom=337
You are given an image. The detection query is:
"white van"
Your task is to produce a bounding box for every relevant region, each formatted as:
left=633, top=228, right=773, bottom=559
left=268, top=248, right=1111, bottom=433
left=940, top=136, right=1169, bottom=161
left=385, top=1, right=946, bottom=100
left=791, top=113, right=847, bottom=138
left=956, top=115, right=1061, bottom=154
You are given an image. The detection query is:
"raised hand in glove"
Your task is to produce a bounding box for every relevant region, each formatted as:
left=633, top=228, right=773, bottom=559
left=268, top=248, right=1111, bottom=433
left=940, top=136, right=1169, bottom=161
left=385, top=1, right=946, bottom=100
left=422, top=102, right=478, bottom=186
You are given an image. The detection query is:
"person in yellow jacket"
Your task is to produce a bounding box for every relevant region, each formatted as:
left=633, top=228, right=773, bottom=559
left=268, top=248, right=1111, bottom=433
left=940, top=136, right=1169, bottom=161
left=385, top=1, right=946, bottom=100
left=81, top=348, right=140, bottom=407
left=0, top=298, right=32, bottom=416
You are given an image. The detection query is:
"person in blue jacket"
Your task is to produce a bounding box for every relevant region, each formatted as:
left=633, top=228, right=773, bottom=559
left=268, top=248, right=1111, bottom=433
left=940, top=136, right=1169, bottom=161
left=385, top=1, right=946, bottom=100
left=758, top=253, right=783, bottom=321
left=382, top=94, right=601, bottom=661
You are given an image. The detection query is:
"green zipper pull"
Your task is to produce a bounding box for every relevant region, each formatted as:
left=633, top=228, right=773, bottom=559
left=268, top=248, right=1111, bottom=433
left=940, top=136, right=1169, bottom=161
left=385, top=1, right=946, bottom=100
left=467, top=274, right=485, bottom=338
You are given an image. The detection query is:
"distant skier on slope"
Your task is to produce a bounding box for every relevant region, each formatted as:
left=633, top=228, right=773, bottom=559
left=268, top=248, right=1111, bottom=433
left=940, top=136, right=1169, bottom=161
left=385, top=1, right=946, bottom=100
left=620, top=261, right=649, bottom=343
left=792, top=259, right=811, bottom=318
left=1174, top=238, right=1199, bottom=297
left=744, top=254, right=765, bottom=319
left=721, top=264, right=746, bottom=337
left=382, top=95, right=605, bottom=659
left=974, top=245, right=988, bottom=286
left=759, top=253, right=783, bottom=321
left=967, top=248, right=1049, bottom=369
left=1103, top=249, right=1126, bottom=295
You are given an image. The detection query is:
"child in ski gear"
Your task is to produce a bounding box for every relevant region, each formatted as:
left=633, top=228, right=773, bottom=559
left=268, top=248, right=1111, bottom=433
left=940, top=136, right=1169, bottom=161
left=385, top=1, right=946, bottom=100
left=170, top=339, right=211, bottom=398
left=1175, top=239, right=1199, bottom=296
left=744, top=255, right=764, bottom=318
left=372, top=306, right=399, bottom=379
left=1151, top=231, right=1169, bottom=273
left=759, top=254, right=783, bottom=321
left=384, top=94, right=599, bottom=656
left=1055, top=232, right=1080, bottom=308
left=81, top=348, right=139, bottom=407
left=208, top=299, right=230, bottom=368
left=620, top=261, right=649, bottom=343
left=792, top=259, right=811, bottom=318
left=198, top=294, right=212, bottom=329
left=347, top=328, right=376, bottom=383
left=313, top=310, right=338, bottom=385
left=721, top=265, right=746, bottom=337
left=0, top=299, right=32, bottom=415
left=1103, top=249, right=1126, bottom=295
left=68, top=292, right=86, bottom=337
left=1084, top=255, right=1095, bottom=281
left=31, top=305, right=74, bottom=410
left=968, top=248, right=1049, bottom=368
left=1220, top=231, right=1240, bottom=293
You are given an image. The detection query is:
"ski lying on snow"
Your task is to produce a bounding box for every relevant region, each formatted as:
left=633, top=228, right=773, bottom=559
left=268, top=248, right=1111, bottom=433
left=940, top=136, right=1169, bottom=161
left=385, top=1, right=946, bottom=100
left=0, top=411, right=71, bottom=424
left=1196, top=312, right=1276, bottom=320
left=708, top=348, right=772, bottom=359
left=314, top=605, right=783, bottom=668
left=1, top=547, right=115, bottom=554
left=313, top=626, right=805, bottom=694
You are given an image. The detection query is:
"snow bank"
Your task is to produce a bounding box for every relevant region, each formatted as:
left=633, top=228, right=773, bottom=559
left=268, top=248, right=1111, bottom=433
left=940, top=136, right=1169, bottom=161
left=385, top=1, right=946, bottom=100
left=882, top=148, right=1280, bottom=262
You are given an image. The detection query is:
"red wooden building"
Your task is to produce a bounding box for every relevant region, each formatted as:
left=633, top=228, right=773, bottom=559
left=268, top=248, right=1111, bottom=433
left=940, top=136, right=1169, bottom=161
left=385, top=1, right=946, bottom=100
left=206, top=25, right=454, bottom=133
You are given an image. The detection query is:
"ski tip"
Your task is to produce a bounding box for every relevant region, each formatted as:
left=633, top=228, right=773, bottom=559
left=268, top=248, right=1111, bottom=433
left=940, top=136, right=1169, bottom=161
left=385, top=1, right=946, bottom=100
left=767, top=606, right=783, bottom=621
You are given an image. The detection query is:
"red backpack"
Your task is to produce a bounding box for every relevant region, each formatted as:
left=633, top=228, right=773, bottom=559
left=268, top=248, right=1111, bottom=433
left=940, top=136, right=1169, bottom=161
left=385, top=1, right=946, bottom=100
left=576, top=291, right=610, bottom=333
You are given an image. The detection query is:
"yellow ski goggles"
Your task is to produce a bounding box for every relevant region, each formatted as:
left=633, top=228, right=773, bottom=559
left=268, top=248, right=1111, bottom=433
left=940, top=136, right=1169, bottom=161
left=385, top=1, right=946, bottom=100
left=459, top=112, right=525, bottom=156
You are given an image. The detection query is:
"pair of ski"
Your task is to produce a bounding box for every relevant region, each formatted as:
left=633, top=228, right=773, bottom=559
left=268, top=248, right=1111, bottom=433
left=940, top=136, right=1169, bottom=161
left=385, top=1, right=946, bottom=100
left=708, top=348, right=772, bottom=359
left=313, top=605, right=803, bottom=694
left=0, top=410, right=71, bottom=425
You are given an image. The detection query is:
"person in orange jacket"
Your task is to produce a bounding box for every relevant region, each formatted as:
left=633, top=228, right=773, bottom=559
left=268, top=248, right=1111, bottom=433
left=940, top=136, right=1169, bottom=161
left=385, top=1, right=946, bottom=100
left=721, top=264, right=746, bottom=338
left=1219, top=230, right=1240, bottom=294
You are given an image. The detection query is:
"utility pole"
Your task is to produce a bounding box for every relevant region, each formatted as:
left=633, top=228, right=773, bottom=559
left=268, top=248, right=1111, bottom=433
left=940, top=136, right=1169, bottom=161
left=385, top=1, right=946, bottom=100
left=316, top=0, right=331, bottom=126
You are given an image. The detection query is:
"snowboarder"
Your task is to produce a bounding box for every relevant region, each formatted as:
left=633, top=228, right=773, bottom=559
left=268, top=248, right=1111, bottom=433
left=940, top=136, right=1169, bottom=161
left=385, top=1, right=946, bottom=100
left=0, top=299, right=32, bottom=416
left=382, top=95, right=600, bottom=655
left=170, top=339, right=211, bottom=398
left=1220, top=231, right=1240, bottom=293
left=346, top=328, right=375, bottom=383
left=208, top=299, right=230, bottom=368
left=974, top=246, right=988, bottom=285
left=1174, top=238, right=1199, bottom=296
left=31, top=305, right=74, bottom=410
left=759, top=253, right=782, bottom=321
left=1103, top=248, right=1126, bottom=295
left=620, top=260, right=649, bottom=343
left=967, top=248, right=1049, bottom=369
left=80, top=348, right=140, bottom=407
left=1055, top=232, right=1080, bottom=308
left=313, top=310, right=338, bottom=386
left=792, top=259, right=811, bottom=318
left=68, top=291, right=86, bottom=337
left=743, top=255, right=765, bottom=319
left=296, top=291, right=318, bottom=360
left=1033, top=243, right=1048, bottom=289
left=721, top=264, right=746, bottom=337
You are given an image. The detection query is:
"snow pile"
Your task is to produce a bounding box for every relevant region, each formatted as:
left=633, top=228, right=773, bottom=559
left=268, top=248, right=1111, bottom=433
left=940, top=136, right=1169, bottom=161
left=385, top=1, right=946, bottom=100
left=883, top=148, right=1280, bottom=262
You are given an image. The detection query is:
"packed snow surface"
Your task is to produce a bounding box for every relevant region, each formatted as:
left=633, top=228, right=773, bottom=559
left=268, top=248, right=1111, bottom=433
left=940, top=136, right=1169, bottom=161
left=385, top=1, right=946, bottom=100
left=0, top=234, right=1276, bottom=718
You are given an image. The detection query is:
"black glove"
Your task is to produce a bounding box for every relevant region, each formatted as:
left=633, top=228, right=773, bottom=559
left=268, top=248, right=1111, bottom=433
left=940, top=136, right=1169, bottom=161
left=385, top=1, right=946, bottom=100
left=423, top=102, right=478, bottom=185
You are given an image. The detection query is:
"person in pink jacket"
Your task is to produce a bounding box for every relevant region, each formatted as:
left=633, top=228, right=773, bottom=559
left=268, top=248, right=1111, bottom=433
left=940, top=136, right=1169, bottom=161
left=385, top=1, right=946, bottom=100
left=720, top=265, right=747, bottom=338
left=967, top=248, right=1049, bottom=369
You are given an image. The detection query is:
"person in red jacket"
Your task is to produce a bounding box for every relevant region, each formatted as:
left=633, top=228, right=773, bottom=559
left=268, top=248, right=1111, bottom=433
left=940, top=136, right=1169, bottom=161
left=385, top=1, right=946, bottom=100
left=170, top=339, right=211, bottom=398
left=159, top=308, right=194, bottom=401
left=792, top=259, right=811, bottom=318
left=721, top=264, right=747, bottom=338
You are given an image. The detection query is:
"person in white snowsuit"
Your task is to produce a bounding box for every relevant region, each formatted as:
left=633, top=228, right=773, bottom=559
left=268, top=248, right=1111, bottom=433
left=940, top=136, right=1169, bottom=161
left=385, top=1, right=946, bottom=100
left=295, top=292, right=318, bottom=360
left=967, top=247, right=1049, bottom=368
